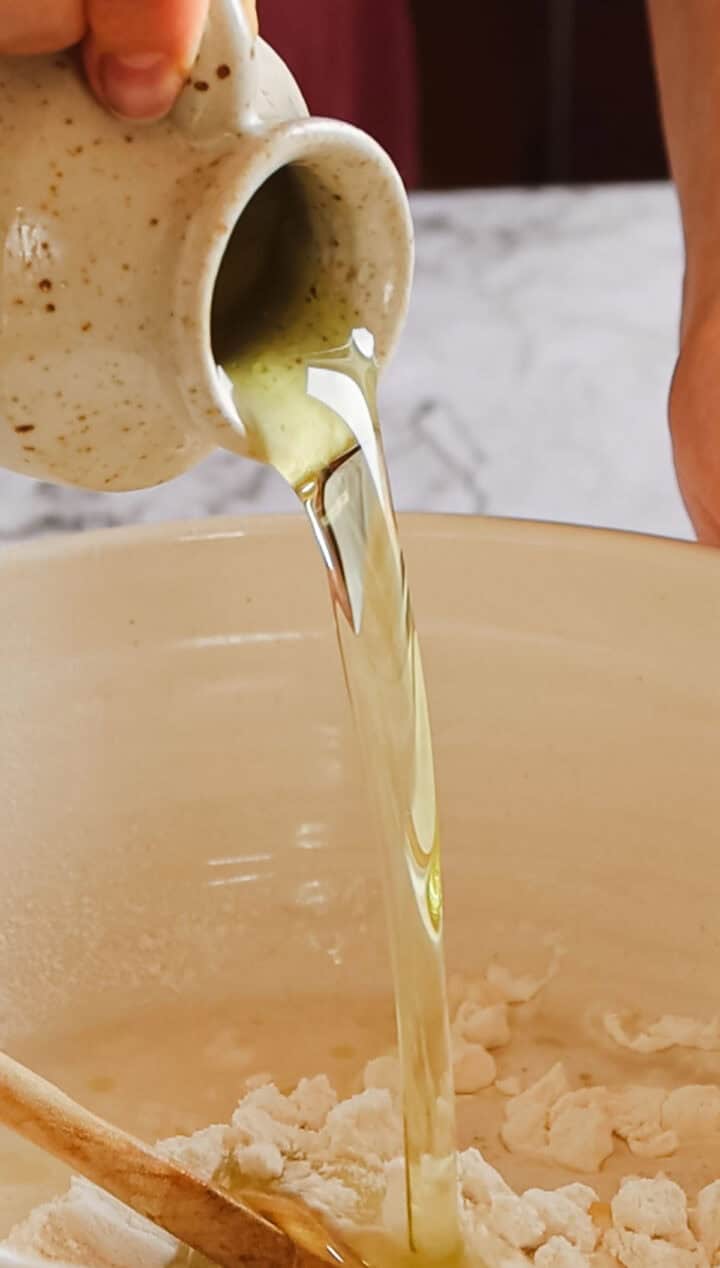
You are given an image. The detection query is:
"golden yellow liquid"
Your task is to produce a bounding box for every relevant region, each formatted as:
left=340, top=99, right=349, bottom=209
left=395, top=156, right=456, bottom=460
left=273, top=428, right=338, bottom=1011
left=212, top=169, right=462, bottom=1255
left=296, top=353, right=459, bottom=1261
left=220, top=277, right=461, bottom=1259
left=303, top=445, right=459, bottom=1261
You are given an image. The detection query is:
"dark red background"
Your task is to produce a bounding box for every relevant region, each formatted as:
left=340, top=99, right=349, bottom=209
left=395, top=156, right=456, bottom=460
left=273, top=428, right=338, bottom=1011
left=258, top=0, right=667, bottom=191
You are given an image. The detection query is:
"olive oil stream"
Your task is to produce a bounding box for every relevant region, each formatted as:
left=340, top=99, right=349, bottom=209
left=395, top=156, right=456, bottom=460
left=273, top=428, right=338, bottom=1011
left=219, top=361, right=459, bottom=1260
left=213, top=176, right=461, bottom=1262
left=298, top=344, right=459, bottom=1263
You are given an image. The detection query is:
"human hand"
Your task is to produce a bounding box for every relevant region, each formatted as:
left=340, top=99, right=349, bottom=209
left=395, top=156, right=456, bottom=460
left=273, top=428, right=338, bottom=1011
left=0, top=0, right=258, bottom=121
left=648, top=1, right=720, bottom=545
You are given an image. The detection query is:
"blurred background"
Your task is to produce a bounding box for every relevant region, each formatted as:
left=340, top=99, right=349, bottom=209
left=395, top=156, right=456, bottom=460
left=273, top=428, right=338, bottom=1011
left=258, top=0, right=667, bottom=191
left=0, top=0, right=693, bottom=542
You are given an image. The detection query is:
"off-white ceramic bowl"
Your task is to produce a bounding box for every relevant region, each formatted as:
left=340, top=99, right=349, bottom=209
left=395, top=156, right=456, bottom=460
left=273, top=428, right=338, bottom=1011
left=0, top=515, right=719, bottom=1242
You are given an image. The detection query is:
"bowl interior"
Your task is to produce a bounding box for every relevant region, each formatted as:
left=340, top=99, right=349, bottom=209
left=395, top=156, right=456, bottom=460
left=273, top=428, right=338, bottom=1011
left=0, top=514, right=718, bottom=1229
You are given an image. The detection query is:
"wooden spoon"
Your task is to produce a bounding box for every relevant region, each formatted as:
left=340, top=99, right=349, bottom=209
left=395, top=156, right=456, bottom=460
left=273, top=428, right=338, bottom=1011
left=0, top=1051, right=365, bottom=1268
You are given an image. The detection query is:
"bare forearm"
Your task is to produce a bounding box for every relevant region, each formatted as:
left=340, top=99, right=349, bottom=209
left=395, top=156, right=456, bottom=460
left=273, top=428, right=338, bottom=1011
left=648, top=0, right=720, bottom=327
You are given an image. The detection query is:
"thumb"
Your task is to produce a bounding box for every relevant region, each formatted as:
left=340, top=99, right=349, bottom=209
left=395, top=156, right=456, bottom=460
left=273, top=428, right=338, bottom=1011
left=83, top=0, right=211, bottom=121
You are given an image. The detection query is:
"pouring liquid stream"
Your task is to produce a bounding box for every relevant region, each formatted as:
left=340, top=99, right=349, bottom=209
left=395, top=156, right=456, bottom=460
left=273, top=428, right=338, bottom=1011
left=221, top=325, right=461, bottom=1263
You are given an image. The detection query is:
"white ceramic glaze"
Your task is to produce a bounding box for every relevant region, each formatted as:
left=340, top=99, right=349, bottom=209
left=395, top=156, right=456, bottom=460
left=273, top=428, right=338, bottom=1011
left=0, top=1, right=413, bottom=492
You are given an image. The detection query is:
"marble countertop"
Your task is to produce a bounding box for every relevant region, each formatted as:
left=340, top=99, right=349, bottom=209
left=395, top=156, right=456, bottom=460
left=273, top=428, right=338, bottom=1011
left=0, top=183, right=693, bottom=544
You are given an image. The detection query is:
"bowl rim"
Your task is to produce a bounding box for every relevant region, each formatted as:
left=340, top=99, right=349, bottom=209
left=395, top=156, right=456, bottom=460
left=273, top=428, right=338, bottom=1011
left=0, top=512, right=715, bottom=578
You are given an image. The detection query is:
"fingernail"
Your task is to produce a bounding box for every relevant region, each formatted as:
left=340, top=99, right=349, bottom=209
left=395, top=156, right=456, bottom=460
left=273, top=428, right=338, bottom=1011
left=98, top=53, right=183, bottom=121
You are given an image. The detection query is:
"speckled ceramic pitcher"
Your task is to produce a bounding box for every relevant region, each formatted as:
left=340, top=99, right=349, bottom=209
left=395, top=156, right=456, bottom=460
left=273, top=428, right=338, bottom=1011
left=0, top=0, right=413, bottom=492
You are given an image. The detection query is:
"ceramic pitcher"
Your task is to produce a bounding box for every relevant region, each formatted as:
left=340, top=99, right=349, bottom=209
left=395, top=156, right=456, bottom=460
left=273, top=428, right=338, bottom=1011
left=0, top=0, right=413, bottom=492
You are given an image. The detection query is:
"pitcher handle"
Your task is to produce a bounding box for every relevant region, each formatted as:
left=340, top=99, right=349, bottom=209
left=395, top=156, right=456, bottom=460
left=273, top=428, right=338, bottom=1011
left=172, top=0, right=258, bottom=142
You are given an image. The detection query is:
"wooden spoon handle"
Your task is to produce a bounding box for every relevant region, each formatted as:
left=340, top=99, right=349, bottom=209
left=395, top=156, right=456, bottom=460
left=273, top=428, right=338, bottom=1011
left=0, top=1050, right=306, bottom=1268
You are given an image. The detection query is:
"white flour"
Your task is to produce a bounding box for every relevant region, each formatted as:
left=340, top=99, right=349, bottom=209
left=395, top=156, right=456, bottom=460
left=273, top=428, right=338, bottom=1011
left=6, top=965, right=720, bottom=1268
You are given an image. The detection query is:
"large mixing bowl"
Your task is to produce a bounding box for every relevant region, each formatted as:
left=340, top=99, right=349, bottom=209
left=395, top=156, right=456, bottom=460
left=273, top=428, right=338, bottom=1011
left=0, top=515, right=718, bottom=1243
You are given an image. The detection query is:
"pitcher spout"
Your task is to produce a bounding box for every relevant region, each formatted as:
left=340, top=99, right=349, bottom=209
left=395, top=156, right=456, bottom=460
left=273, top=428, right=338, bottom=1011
left=174, top=119, right=414, bottom=486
